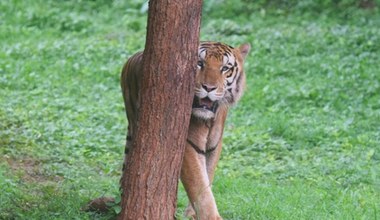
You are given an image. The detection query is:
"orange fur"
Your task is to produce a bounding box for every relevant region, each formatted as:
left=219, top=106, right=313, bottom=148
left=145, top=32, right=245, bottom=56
left=121, top=42, right=250, bottom=219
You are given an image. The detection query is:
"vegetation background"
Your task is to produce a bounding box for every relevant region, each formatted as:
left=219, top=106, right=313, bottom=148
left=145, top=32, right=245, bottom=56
left=1, top=0, right=379, bottom=219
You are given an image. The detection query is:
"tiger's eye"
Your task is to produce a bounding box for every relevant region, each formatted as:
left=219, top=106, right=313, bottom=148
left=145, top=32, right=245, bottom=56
left=197, top=61, right=204, bottom=68
left=221, top=66, right=229, bottom=72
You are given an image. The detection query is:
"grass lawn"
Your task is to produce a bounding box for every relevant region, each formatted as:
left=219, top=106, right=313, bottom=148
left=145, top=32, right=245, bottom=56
left=1, top=0, right=379, bottom=219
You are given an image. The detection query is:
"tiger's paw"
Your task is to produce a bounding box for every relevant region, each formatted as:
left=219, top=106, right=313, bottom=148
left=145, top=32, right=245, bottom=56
left=184, top=205, right=223, bottom=220
left=184, top=205, right=196, bottom=219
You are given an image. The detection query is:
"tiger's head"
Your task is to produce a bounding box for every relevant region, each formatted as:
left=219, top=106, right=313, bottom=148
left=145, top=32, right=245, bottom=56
left=192, top=41, right=250, bottom=120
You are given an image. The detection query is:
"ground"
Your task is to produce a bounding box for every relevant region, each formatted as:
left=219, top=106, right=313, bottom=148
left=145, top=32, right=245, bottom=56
left=0, top=0, right=379, bottom=219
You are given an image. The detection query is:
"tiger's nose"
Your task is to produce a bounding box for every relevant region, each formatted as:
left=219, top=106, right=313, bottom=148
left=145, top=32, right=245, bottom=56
left=202, top=84, right=217, bottom=92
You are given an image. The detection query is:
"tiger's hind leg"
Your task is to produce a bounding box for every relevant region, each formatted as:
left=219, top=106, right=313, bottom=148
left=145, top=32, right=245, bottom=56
left=119, top=125, right=132, bottom=193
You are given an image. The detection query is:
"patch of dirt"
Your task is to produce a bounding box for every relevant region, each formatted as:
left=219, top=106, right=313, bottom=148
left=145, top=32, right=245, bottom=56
left=83, top=196, right=116, bottom=213
left=6, top=157, right=63, bottom=183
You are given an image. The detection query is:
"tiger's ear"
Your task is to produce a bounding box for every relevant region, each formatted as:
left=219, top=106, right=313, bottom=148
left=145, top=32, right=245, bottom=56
left=239, top=43, right=251, bottom=59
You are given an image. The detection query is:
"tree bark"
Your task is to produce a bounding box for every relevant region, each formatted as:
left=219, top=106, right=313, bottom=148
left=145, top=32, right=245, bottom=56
left=119, top=1, right=202, bottom=219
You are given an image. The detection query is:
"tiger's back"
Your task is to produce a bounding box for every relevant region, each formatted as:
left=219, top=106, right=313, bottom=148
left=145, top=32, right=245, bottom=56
left=121, top=51, right=143, bottom=137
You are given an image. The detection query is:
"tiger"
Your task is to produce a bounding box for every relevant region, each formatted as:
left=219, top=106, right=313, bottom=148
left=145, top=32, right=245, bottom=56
left=121, top=41, right=250, bottom=219
left=85, top=41, right=250, bottom=219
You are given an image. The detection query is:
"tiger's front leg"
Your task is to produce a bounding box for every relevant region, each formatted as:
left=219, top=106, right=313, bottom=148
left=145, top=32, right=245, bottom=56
left=181, top=142, right=222, bottom=220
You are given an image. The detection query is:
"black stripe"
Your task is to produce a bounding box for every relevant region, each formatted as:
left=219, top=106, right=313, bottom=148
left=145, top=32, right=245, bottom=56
left=187, top=139, right=217, bottom=156
left=227, top=70, right=239, bottom=86
left=235, top=71, right=242, bottom=94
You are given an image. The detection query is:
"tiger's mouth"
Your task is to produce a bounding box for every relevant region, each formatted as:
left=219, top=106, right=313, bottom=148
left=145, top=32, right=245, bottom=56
left=192, top=96, right=219, bottom=113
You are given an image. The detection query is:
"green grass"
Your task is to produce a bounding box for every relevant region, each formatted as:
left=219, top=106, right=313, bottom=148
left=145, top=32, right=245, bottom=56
left=1, top=0, right=379, bottom=219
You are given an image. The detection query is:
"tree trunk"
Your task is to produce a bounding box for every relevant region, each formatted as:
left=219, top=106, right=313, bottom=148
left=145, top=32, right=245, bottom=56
left=119, top=1, right=202, bottom=219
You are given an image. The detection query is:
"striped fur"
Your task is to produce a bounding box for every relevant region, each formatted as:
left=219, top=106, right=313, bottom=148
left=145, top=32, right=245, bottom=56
left=120, top=42, right=250, bottom=219
left=193, top=41, right=250, bottom=120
